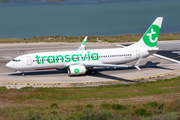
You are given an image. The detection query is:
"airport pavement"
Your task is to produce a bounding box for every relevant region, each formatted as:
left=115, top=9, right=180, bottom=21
left=0, top=41, right=180, bottom=89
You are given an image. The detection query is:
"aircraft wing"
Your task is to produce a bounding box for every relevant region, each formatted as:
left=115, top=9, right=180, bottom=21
left=76, top=36, right=88, bottom=51
left=84, top=55, right=143, bottom=71
left=112, top=43, right=126, bottom=48
left=84, top=63, right=130, bottom=68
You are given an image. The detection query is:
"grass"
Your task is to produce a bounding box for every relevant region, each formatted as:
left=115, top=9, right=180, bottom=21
left=0, top=76, right=180, bottom=119
left=1, top=33, right=180, bottom=43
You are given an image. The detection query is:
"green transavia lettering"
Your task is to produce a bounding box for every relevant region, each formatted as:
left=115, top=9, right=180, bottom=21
left=35, top=51, right=99, bottom=64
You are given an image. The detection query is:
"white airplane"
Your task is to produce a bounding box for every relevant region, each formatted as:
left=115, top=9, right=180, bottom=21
left=5, top=17, right=180, bottom=76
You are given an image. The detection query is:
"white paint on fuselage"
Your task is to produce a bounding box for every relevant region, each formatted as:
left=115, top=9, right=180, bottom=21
left=7, top=47, right=149, bottom=71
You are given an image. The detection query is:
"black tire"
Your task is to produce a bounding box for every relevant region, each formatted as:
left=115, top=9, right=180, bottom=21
left=90, top=70, right=95, bottom=74
left=22, top=73, right=25, bottom=76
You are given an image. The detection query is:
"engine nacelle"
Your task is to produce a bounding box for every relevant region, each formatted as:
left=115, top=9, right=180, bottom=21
left=68, top=65, right=87, bottom=75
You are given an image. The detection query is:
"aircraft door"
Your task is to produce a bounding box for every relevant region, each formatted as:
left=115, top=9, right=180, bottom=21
left=26, top=56, right=32, bottom=65
left=136, top=50, right=141, bottom=59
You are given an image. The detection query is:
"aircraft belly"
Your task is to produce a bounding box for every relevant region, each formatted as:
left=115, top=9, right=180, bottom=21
left=29, top=62, right=65, bottom=71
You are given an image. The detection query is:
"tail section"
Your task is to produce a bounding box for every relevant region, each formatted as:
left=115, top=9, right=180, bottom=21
left=129, top=17, right=163, bottom=49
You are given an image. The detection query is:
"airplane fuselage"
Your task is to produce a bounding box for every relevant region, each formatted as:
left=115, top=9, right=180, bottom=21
left=7, top=47, right=149, bottom=71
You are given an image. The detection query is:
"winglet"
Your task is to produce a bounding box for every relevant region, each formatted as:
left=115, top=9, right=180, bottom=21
left=76, top=36, right=88, bottom=51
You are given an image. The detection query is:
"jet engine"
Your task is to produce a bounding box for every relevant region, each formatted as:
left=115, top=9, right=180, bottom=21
left=68, top=65, right=87, bottom=75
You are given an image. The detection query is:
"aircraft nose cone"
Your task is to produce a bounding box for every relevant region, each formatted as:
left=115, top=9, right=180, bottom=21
left=6, top=62, right=13, bottom=68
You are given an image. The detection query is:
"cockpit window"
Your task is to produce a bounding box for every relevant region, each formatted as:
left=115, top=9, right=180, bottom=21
left=12, top=59, right=21, bottom=62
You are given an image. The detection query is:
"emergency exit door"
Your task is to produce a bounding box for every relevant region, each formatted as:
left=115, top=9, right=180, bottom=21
left=136, top=50, right=141, bottom=59
left=26, top=56, right=32, bottom=65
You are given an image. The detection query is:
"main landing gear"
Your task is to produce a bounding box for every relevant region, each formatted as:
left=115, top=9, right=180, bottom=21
left=22, top=72, right=25, bottom=76
left=89, top=68, right=95, bottom=75
left=90, top=70, right=95, bottom=74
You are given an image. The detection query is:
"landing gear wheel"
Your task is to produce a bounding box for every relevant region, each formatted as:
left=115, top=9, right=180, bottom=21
left=22, top=72, right=25, bottom=76
left=90, top=70, right=95, bottom=74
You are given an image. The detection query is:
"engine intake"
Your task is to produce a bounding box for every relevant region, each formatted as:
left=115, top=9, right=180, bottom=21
left=68, top=65, right=87, bottom=75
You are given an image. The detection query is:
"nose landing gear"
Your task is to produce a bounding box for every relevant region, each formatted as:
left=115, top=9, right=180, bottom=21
left=16, top=70, right=25, bottom=76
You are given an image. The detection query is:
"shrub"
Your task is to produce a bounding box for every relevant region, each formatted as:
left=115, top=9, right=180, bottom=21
left=79, top=109, right=91, bottom=120
left=51, top=103, right=58, bottom=109
left=91, top=110, right=112, bottom=120
left=72, top=109, right=112, bottom=120
left=135, top=108, right=152, bottom=116
left=27, top=110, right=41, bottom=120
left=145, top=101, right=158, bottom=108
left=112, top=104, right=127, bottom=110
left=66, top=116, right=76, bottom=120
left=86, top=104, right=94, bottom=109
left=101, top=103, right=111, bottom=109
left=158, top=103, right=164, bottom=110
left=102, top=110, right=112, bottom=119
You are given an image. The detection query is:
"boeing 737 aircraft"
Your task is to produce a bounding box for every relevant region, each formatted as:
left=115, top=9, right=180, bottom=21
left=6, top=17, right=179, bottom=76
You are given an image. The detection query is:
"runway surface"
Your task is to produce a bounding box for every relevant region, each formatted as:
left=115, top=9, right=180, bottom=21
left=0, top=40, right=180, bottom=88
